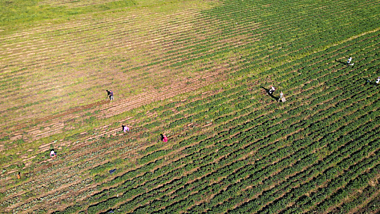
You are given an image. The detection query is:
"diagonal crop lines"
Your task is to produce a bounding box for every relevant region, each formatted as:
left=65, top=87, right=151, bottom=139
left=52, top=31, right=378, bottom=212
left=4, top=30, right=380, bottom=212
left=1, top=0, right=380, bottom=213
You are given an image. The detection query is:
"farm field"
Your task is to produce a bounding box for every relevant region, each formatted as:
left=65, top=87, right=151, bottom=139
left=0, top=0, right=380, bottom=213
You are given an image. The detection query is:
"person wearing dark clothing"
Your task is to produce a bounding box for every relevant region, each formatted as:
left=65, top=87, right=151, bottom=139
left=110, top=90, right=114, bottom=100
left=50, top=149, right=57, bottom=159
left=161, top=134, right=168, bottom=142
left=106, top=90, right=114, bottom=100
left=268, top=85, right=276, bottom=95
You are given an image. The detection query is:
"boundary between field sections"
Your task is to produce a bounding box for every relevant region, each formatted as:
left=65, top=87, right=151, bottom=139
left=333, top=27, right=380, bottom=47
left=311, top=27, right=380, bottom=54
left=274, top=26, right=380, bottom=67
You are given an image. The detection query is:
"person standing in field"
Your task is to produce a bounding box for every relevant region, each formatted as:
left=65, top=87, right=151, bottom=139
left=376, top=77, right=380, bottom=85
left=17, top=172, right=21, bottom=179
left=161, top=134, right=168, bottom=143
left=106, top=90, right=114, bottom=101
left=278, top=91, right=286, bottom=102
left=50, top=149, right=57, bottom=159
left=347, top=57, right=354, bottom=66
left=122, top=125, right=129, bottom=133
left=268, top=85, right=276, bottom=95
left=109, top=90, right=114, bottom=101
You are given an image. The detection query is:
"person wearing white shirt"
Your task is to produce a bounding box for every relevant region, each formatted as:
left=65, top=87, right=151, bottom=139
left=268, top=85, right=276, bottom=95
left=50, top=150, right=56, bottom=159
left=347, top=57, right=352, bottom=64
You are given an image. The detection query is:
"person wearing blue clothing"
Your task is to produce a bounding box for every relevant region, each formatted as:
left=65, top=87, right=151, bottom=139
left=106, top=90, right=114, bottom=100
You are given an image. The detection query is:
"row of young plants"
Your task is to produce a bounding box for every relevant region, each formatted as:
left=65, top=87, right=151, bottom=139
left=200, top=84, right=378, bottom=211
left=76, top=44, right=374, bottom=211
left=353, top=193, right=380, bottom=214
left=3, top=1, right=380, bottom=212
left=152, top=30, right=380, bottom=212
left=58, top=83, right=264, bottom=212
left=0, top=0, right=362, bottom=136
left=57, top=75, right=300, bottom=212
left=5, top=77, right=258, bottom=212
left=0, top=131, right=143, bottom=211
left=190, top=31, right=380, bottom=211
left=3, top=0, right=380, bottom=126
left=336, top=182, right=380, bottom=213
left=260, top=129, right=380, bottom=214
left=67, top=26, right=374, bottom=214
left=195, top=99, right=379, bottom=213
left=239, top=122, right=378, bottom=214
left=46, top=73, right=376, bottom=212
left=0, top=8, right=214, bottom=128
left=72, top=56, right=374, bottom=212
left=9, top=26, right=380, bottom=212
left=137, top=0, right=370, bottom=78
left=223, top=33, right=380, bottom=212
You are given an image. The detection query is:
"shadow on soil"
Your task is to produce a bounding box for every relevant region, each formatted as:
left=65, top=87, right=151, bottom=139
left=335, top=59, right=348, bottom=66
left=261, top=86, right=278, bottom=101
left=362, top=78, right=379, bottom=86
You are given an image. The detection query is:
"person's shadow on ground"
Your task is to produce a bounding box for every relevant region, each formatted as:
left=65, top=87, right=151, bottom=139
left=261, top=86, right=278, bottom=101
left=335, top=59, right=348, bottom=66
left=362, top=78, right=378, bottom=86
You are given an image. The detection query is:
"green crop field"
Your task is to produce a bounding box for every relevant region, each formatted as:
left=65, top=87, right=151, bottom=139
left=1, top=0, right=380, bottom=213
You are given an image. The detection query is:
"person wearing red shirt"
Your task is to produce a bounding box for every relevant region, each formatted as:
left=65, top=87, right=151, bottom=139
left=162, top=134, right=168, bottom=143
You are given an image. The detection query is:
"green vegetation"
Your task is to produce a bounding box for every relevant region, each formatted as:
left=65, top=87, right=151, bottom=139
left=1, top=0, right=380, bottom=213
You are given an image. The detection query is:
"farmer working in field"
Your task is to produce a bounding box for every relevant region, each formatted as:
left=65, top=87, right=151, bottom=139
left=161, top=134, right=168, bottom=143
left=268, top=85, right=276, bottom=95
left=347, top=57, right=354, bottom=66
left=122, top=125, right=129, bottom=133
left=50, top=149, right=57, bottom=159
left=106, top=90, right=114, bottom=101
left=278, top=91, right=286, bottom=102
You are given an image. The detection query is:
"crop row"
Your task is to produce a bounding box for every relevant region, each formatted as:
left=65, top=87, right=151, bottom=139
left=58, top=44, right=378, bottom=212
left=2, top=0, right=378, bottom=129
left=3, top=2, right=380, bottom=212
left=335, top=183, right=380, bottom=213
left=101, top=31, right=380, bottom=212
left=1, top=76, right=262, bottom=212
left=188, top=91, right=380, bottom=212
left=60, top=59, right=378, bottom=212
left=106, top=101, right=378, bottom=212
left=5, top=24, right=378, bottom=193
